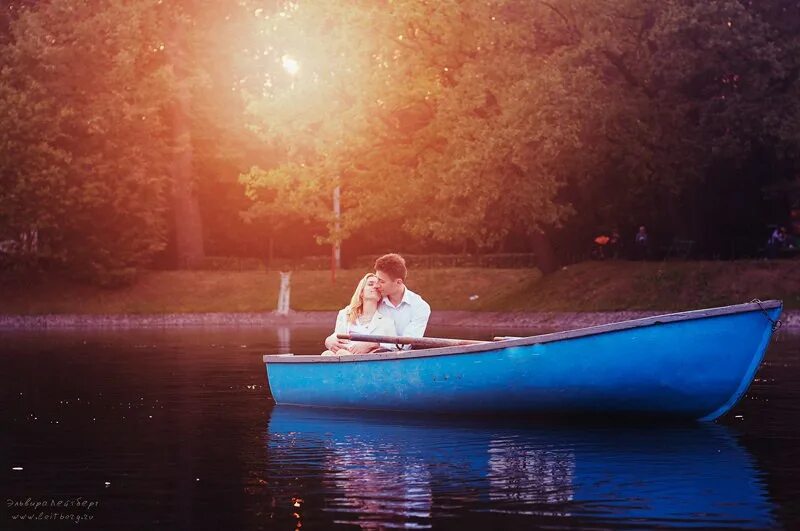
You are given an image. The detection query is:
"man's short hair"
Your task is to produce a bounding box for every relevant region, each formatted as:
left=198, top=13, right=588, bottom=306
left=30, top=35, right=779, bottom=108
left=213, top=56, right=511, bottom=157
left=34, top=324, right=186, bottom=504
left=374, top=253, right=407, bottom=281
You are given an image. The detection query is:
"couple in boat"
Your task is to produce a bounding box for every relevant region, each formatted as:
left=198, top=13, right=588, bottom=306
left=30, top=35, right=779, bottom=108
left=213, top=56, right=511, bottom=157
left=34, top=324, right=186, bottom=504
left=322, top=253, right=431, bottom=356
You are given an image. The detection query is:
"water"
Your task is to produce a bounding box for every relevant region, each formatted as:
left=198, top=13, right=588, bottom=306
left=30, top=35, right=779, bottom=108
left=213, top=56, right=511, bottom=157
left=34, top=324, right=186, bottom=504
left=1, top=325, right=798, bottom=530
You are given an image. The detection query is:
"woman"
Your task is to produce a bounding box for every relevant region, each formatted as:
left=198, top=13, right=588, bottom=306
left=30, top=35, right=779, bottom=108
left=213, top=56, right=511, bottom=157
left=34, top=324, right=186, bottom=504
left=322, top=273, right=397, bottom=356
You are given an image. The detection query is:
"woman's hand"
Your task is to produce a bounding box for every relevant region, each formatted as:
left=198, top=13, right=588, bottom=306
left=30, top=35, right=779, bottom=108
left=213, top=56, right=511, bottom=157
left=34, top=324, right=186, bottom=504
left=347, top=341, right=379, bottom=355
left=325, top=333, right=349, bottom=352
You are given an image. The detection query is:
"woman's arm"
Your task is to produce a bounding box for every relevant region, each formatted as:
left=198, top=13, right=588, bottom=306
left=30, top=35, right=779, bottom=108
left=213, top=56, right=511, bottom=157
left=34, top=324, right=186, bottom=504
left=324, top=309, right=349, bottom=352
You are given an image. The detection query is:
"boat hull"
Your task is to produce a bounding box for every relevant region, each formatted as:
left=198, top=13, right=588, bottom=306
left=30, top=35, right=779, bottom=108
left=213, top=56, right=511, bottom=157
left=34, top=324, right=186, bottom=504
left=263, top=301, right=782, bottom=420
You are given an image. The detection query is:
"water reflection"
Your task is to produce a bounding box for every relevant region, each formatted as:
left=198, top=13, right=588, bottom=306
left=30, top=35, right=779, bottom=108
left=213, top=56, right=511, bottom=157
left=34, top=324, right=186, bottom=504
left=276, top=326, right=291, bottom=354
left=324, top=439, right=432, bottom=529
left=266, top=406, right=774, bottom=529
left=2, top=327, right=796, bottom=529
left=487, top=440, right=574, bottom=510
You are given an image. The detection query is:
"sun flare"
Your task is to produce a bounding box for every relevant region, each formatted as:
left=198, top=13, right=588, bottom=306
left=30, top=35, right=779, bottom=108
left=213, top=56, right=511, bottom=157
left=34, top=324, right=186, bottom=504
left=281, top=54, right=300, bottom=76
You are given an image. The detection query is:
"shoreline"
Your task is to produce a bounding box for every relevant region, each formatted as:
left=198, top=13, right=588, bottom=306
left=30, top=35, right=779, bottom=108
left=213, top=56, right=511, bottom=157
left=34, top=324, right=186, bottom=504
left=1, top=309, right=798, bottom=330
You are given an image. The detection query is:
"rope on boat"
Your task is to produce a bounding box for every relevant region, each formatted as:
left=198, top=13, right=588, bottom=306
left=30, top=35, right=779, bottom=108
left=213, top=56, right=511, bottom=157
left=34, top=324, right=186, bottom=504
left=751, top=298, right=782, bottom=332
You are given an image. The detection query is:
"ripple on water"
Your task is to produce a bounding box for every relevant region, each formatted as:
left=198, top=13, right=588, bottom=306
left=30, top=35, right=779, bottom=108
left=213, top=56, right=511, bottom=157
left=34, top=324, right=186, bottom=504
left=2, top=326, right=799, bottom=529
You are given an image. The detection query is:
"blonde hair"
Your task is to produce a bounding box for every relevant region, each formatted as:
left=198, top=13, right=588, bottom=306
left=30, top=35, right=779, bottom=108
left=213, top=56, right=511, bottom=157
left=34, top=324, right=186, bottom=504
left=346, top=273, right=377, bottom=325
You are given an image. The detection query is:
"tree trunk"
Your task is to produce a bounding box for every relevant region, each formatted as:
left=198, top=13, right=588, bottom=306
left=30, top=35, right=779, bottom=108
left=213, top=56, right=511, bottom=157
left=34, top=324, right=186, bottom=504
left=267, top=231, right=274, bottom=269
left=530, top=230, right=559, bottom=274
left=168, top=26, right=204, bottom=269
left=171, top=92, right=205, bottom=269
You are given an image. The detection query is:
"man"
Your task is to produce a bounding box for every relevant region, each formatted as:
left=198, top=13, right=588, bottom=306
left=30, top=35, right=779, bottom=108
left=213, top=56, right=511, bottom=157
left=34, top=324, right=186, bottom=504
left=324, top=253, right=431, bottom=352
left=373, top=253, right=431, bottom=347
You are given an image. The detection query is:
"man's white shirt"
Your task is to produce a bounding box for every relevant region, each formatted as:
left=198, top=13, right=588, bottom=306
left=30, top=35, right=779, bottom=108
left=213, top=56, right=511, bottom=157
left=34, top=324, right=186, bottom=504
left=378, top=287, right=431, bottom=349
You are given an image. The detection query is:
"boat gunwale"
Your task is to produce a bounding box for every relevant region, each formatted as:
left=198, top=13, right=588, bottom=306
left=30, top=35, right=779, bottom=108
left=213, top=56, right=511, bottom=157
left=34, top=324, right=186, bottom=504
left=262, top=299, right=783, bottom=364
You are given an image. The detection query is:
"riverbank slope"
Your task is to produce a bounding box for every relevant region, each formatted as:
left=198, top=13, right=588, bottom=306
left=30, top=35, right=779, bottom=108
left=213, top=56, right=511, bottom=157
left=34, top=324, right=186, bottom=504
left=1, top=260, right=798, bottom=315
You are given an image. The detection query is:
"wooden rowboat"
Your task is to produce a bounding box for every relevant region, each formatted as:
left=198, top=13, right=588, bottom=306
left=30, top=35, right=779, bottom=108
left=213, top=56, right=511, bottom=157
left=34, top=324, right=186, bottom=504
left=262, top=300, right=782, bottom=420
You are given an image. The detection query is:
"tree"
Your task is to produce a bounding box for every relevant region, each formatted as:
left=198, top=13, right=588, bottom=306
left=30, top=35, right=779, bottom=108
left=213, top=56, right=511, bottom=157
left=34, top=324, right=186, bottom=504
left=5, top=0, right=797, bottom=279
left=549, top=0, right=800, bottom=256
left=0, top=0, right=173, bottom=281
left=163, top=0, right=288, bottom=266
left=240, top=0, right=800, bottom=263
left=1, top=0, right=277, bottom=278
left=239, top=1, right=582, bottom=271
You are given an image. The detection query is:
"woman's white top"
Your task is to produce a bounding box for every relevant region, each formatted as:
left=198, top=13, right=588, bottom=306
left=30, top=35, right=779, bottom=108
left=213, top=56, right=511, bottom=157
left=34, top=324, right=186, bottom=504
left=334, top=308, right=397, bottom=347
left=347, top=320, right=372, bottom=335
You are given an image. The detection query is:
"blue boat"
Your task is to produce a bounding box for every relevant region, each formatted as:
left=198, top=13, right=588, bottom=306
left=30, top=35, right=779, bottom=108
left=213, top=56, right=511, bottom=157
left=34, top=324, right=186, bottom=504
left=262, top=300, right=782, bottom=420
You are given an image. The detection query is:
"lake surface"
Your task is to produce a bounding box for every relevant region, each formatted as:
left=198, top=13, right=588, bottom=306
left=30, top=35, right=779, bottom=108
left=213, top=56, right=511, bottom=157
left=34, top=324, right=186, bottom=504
left=2, top=324, right=799, bottom=530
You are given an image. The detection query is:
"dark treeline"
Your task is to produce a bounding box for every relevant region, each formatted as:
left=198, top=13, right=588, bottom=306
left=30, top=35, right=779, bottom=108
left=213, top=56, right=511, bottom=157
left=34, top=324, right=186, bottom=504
left=1, top=0, right=799, bottom=284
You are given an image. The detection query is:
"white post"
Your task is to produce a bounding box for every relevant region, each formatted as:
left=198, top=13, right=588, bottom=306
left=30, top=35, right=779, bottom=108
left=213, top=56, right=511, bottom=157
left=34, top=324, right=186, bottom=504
left=276, top=271, right=291, bottom=315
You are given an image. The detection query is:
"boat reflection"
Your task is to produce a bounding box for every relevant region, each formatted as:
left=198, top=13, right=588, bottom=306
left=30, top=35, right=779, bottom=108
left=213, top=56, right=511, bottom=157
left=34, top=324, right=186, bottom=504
left=323, top=437, right=432, bottom=528
left=265, top=406, right=774, bottom=529
left=487, top=439, right=575, bottom=510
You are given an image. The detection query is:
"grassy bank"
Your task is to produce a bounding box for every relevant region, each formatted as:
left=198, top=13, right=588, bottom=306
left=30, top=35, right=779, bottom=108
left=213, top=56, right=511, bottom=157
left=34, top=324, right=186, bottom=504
left=490, top=260, right=800, bottom=311
left=1, top=260, right=798, bottom=315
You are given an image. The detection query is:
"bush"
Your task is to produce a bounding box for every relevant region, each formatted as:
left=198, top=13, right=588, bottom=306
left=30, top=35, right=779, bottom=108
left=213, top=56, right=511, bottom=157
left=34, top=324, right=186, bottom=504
left=351, top=253, right=538, bottom=269
left=267, top=256, right=332, bottom=271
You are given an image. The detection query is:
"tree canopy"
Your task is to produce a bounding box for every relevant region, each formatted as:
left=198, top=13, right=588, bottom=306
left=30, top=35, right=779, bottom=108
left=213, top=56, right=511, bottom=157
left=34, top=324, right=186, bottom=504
left=241, top=0, right=800, bottom=260
left=0, top=0, right=174, bottom=281
left=2, top=0, right=800, bottom=281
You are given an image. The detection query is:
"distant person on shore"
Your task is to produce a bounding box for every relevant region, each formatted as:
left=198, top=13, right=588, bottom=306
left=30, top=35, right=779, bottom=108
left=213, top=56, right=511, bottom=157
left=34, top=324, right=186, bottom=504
left=324, top=253, right=431, bottom=353
left=593, top=229, right=622, bottom=260
left=322, top=273, right=397, bottom=356
left=791, top=207, right=800, bottom=246
left=634, top=225, right=649, bottom=260
left=770, top=226, right=788, bottom=247
left=592, top=234, right=610, bottom=260
left=767, top=226, right=790, bottom=258
left=609, top=228, right=622, bottom=259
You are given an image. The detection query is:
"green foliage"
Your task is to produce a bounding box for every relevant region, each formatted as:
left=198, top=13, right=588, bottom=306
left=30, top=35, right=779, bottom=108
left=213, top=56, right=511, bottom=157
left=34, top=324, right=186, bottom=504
left=3, top=0, right=800, bottom=277
left=241, top=0, right=800, bottom=256
left=0, top=0, right=173, bottom=277
left=240, top=1, right=577, bottom=249
left=547, top=0, right=800, bottom=242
